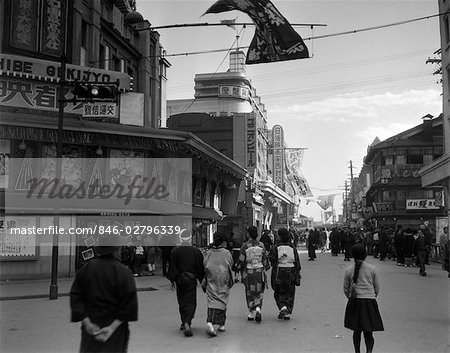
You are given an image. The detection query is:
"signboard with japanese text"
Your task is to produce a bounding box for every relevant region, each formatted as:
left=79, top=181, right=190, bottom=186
left=406, top=199, right=440, bottom=210
left=218, top=85, right=250, bottom=100
left=372, top=202, right=392, bottom=213
left=246, top=113, right=256, bottom=172
left=0, top=216, right=37, bottom=257
left=83, top=103, right=117, bottom=119
left=0, top=140, right=10, bottom=189
left=8, top=0, right=67, bottom=58
left=272, top=125, right=284, bottom=188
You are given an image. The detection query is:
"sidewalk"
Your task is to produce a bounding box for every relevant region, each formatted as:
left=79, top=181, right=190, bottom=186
left=0, top=272, right=171, bottom=301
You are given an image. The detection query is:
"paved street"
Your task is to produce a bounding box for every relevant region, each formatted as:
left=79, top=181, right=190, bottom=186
left=1, top=249, right=449, bottom=353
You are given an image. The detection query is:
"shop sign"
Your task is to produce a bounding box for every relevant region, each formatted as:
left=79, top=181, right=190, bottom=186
left=218, top=85, right=249, bottom=100
left=246, top=113, right=256, bottom=170
left=372, top=202, right=392, bottom=213
left=0, top=216, right=37, bottom=257
left=272, top=125, right=284, bottom=188
left=406, top=199, right=439, bottom=210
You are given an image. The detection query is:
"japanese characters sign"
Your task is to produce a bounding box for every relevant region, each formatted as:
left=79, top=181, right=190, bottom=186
left=83, top=103, right=117, bottom=118
left=406, top=199, right=440, bottom=210
left=272, top=125, right=284, bottom=188
left=0, top=216, right=37, bottom=257
left=246, top=113, right=256, bottom=171
left=218, top=85, right=249, bottom=100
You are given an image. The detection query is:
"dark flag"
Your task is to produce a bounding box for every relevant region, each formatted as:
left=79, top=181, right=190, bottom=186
left=203, top=0, right=309, bottom=64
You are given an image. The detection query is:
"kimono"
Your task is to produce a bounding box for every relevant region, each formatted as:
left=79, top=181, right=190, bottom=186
left=237, top=239, right=270, bottom=311
left=70, top=254, right=138, bottom=353
left=269, top=242, right=301, bottom=314
left=203, top=246, right=234, bottom=325
left=167, top=245, right=205, bottom=326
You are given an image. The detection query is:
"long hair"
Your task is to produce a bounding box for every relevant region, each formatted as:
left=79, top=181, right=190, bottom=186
left=351, top=243, right=367, bottom=283
left=247, top=226, right=258, bottom=240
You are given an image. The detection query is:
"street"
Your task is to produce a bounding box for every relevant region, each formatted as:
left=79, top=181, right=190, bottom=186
left=1, top=250, right=449, bottom=353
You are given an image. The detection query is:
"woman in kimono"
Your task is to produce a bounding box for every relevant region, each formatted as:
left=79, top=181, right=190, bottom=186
left=70, top=234, right=138, bottom=353
left=269, top=227, right=301, bottom=320
left=202, top=232, right=234, bottom=336
left=236, top=226, right=270, bottom=323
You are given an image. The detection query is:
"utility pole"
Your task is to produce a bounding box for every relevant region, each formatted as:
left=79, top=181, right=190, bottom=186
left=344, top=180, right=349, bottom=226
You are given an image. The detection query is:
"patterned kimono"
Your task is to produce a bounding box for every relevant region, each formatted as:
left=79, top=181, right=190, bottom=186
left=203, top=246, right=234, bottom=325
left=237, top=239, right=270, bottom=311
left=269, top=242, right=301, bottom=314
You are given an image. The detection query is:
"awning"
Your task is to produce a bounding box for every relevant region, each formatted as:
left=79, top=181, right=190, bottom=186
left=192, top=206, right=224, bottom=221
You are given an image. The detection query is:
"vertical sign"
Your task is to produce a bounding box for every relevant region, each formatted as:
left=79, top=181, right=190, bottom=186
left=10, top=0, right=40, bottom=52
left=41, top=0, right=67, bottom=57
left=272, top=125, right=284, bottom=188
left=246, top=113, right=256, bottom=173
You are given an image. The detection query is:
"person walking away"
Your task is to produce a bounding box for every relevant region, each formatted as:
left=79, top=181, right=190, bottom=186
left=330, top=227, right=340, bottom=256
left=364, top=229, right=373, bottom=256
left=132, top=241, right=145, bottom=276
left=307, top=228, right=318, bottom=261
left=236, top=225, right=270, bottom=323
left=343, top=228, right=355, bottom=261
left=269, top=228, right=301, bottom=320
left=167, top=232, right=205, bottom=337
left=344, top=243, right=384, bottom=353
left=413, top=229, right=427, bottom=276
left=403, top=228, right=414, bottom=267
left=260, top=230, right=273, bottom=253
left=394, top=225, right=405, bottom=266
left=70, top=234, right=138, bottom=353
left=201, top=232, right=234, bottom=336
left=421, top=225, right=433, bottom=265
left=144, top=245, right=157, bottom=276
left=378, top=227, right=388, bottom=261
left=160, top=246, right=174, bottom=278
left=320, top=228, right=327, bottom=253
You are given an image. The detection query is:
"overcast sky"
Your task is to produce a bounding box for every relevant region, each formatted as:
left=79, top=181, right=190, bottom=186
left=137, top=0, right=442, bottom=219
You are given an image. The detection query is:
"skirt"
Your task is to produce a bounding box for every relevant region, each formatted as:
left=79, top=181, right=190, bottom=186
left=344, top=298, right=384, bottom=332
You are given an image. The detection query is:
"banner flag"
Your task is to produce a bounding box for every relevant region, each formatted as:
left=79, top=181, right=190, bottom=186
left=317, top=194, right=338, bottom=211
left=203, top=0, right=309, bottom=64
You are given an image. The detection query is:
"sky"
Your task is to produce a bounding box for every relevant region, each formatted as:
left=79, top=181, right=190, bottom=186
left=136, top=0, right=443, bottom=220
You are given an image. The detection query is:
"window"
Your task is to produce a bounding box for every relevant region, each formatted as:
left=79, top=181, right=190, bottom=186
left=406, top=155, right=423, bottom=164
left=396, top=154, right=406, bottom=165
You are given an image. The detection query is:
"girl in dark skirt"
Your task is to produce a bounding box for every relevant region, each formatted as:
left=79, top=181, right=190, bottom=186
left=344, top=243, right=384, bottom=353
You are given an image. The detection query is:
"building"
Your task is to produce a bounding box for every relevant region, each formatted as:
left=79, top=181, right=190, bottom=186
left=418, top=0, right=450, bottom=241
left=0, top=0, right=246, bottom=280
left=167, top=51, right=310, bottom=241
left=361, top=115, right=446, bottom=230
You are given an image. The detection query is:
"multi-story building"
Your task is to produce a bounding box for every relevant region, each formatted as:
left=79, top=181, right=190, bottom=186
left=0, top=0, right=246, bottom=280
left=418, top=0, right=450, bottom=241
left=167, top=51, right=305, bottom=240
left=362, top=115, right=446, bottom=230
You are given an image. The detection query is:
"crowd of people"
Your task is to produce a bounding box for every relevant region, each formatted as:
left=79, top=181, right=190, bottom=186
left=69, top=223, right=448, bottom=353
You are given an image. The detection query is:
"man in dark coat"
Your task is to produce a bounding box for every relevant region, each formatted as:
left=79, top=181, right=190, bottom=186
left=329, top=228, right=341, bottom=256
left=70, top=235, right=138, bottom=353
left=342, top=227, right=355, bottom=261
left=413, top=229, right=427, bottom=276
left=394, top=225, right=405, bottom=266
left=307, top=228, right=318, bottom=261
left=167, top=232, right=205, bottom=337
left=378, top=227, right=389, bottom=261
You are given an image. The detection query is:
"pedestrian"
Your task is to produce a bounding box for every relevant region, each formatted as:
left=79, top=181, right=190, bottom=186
left=442, top=233, right=450, bottom=278
left=70, top=234, right=138, bottom=353
left=269, top=227, right=301, bottom=320
left=307, top=228, right=318, bottom=261
left=330, top=227, right=341, bottom=256
left=343, top=227, right=355, bottom=261
left=167, top=231, right=205, bottom=337
left=403, top=228, right=414, bottom=267
left=236, top=225, right=270, bottom=323
left=365, top=229, right=374, bottom=256
left=378, top=227, right=388, bottom=261
left=260, top=229, right=273, bottom=253
left=344, top=243, right=384, bottom=353
left=394, top=225, right=405, bottom=266
left=372, top=229, right=379, bottom=258
left=421, top=225, right=433, bottom=265
left=132, top=239, right=145, bottom=276
left=319, top=228, right=327, bottom=253
left=160, top=245, right=174, bottom=277
left=201, top=231, right=234, bottom=337
left=413, top=229, right=427, bottom=276
left=145, top=245, right=157, bottom=276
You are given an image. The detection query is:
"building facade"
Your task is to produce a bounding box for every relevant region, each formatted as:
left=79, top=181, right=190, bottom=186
left=0, top=0, right=245, bottom=279
left=361, top=115, right=446, bottom=231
